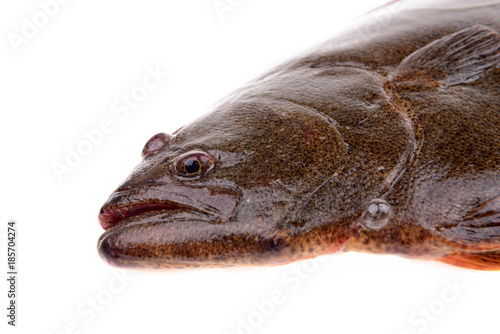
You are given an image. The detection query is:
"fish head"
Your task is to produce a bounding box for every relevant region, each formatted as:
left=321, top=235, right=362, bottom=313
left=97, top=94, right=350, bottom=268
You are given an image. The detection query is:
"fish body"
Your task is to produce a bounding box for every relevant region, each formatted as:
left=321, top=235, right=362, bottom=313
left=98, top=0, right=500, bottom=270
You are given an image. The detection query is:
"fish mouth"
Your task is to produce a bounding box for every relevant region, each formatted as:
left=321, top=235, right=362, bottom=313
left=98, top=202, right=185, bottom=230
left=98, top=185, right=242, bottom=230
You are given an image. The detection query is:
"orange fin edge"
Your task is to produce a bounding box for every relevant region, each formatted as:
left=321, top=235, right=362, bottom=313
left=437, top=253, right=500, bottom=271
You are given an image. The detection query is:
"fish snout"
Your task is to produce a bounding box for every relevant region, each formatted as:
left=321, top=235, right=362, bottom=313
left=141, top=132, right=173, bottom=158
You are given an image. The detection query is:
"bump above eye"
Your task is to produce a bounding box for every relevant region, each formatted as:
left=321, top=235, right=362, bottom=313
left=141, top=132, right=173, bottom=158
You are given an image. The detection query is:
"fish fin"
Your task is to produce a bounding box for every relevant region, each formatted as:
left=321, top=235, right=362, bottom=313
left=434, top=196, right=500, bottom=251
left=390, top=25, right=500, bottom=87
left=437, top=252, right=500, bottom=271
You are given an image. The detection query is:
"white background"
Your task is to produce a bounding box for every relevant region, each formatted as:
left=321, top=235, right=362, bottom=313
left=1, top=1, right=499, bottom=334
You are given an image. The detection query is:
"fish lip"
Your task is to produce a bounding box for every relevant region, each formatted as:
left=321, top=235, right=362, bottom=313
left=98, top=202, right=187, bottom=230
left=98, top=185, right=242, bottom=231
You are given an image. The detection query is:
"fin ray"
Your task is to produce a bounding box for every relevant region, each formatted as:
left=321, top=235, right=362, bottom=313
left=390, top=25, right=500, bottom=86
left=433, top=196, right=500, bottom=251
left=437, top=252, right=500, bottom=271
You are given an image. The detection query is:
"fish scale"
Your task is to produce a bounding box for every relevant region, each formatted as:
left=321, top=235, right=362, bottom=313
left=98, top=0, right=500, bottom=270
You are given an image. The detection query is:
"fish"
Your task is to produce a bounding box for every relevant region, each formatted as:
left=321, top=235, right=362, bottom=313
left=97, top=0, right=500, bottom=270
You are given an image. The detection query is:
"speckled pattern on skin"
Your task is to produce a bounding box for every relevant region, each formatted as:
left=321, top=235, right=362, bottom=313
left=98, top=0, right=500, bottom=270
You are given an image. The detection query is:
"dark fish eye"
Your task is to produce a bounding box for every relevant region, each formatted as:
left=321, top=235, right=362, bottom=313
left=173, top=151, right=214, bottom=178
left=183, top=158, right=201, bottom=175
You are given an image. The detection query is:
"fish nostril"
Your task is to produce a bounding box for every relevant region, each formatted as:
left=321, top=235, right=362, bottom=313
left=141, top=132, right=173, bottom=158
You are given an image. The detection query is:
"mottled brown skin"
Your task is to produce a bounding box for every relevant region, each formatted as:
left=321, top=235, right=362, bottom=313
left=98, top=0, right=500, bottom=270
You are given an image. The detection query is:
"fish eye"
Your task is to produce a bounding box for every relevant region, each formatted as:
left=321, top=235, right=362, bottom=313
left=173, top=151, right=213, bottom=178
left=184, top=157, right=201, bottom=175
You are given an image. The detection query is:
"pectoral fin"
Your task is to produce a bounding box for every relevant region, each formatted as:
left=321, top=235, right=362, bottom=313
left=390, top=25, right=500, bottom=87
left=434, top=196, right=500, bottom=270
left=436, top=196, right=500, bottom=250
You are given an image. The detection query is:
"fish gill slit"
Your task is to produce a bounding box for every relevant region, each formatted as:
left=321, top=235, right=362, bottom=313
left=380, top=88, right=420, bottom=195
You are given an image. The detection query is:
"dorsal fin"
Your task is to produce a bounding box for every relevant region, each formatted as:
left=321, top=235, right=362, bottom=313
left=390, top=25, right=500, bottom=87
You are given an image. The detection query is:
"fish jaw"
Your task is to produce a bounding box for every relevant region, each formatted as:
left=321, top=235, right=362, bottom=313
left=98, top=203, right=183, bottom=230
left=97, top=210, right=290, bottom=269
left=97, top=173, right=247, bottom=267
left=97, top=203, right=352, bottom=269
left=98, top=178, right=242, bottom=228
